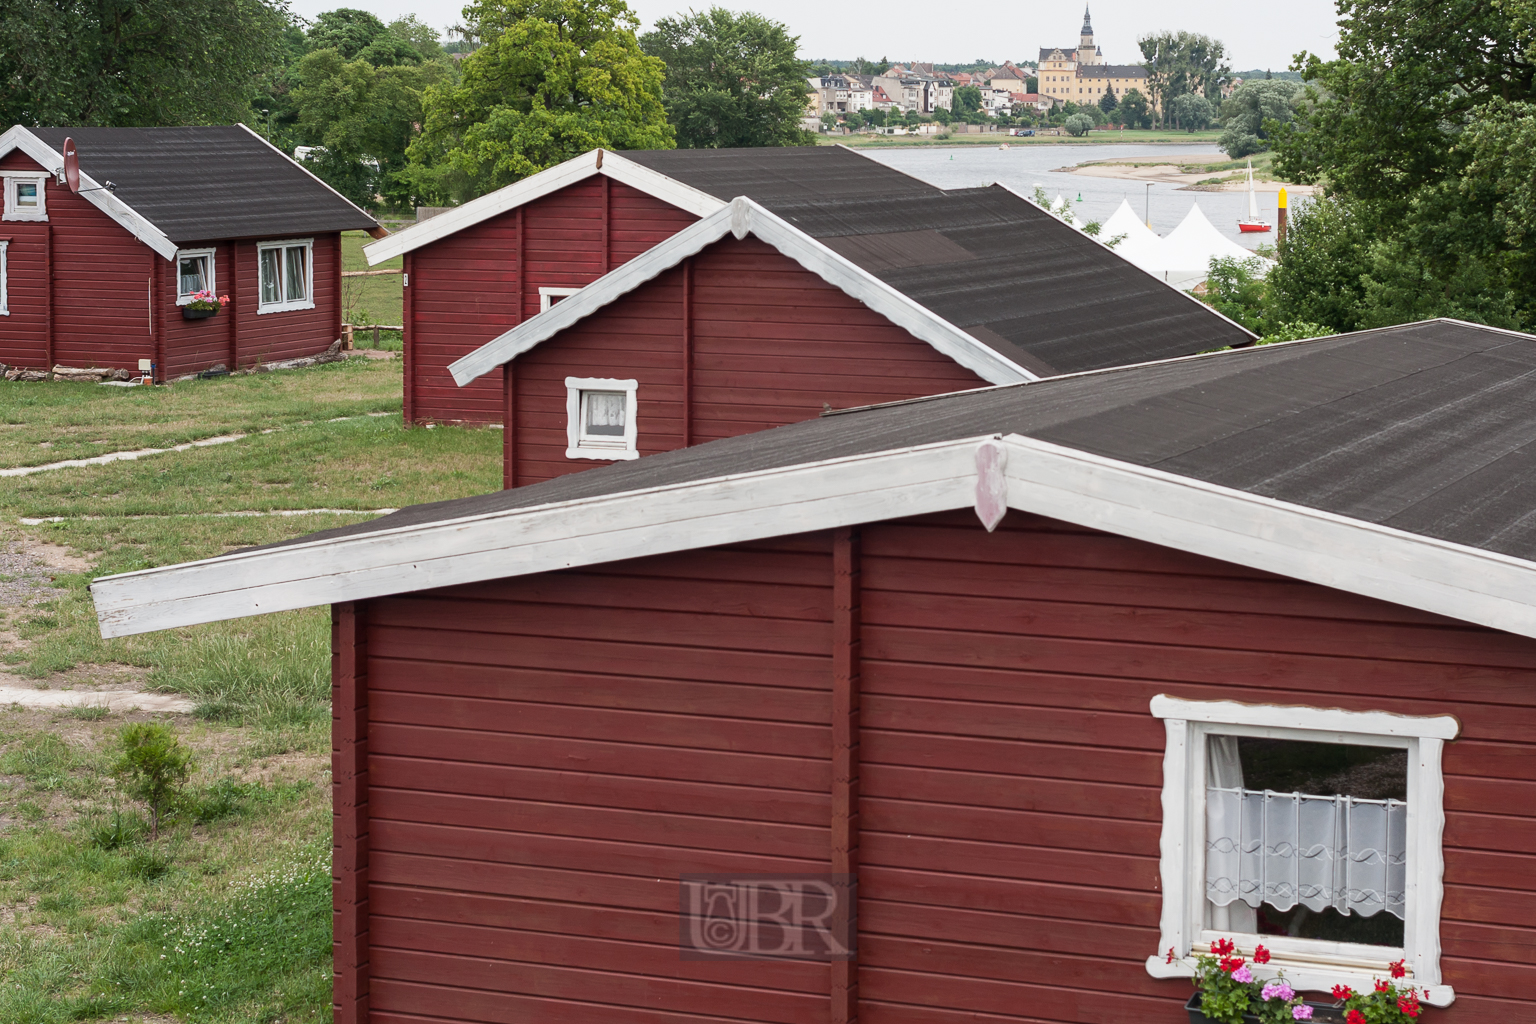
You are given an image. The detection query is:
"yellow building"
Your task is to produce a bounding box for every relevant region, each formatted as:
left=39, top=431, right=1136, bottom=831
left=1036, top=7, right=1153, bottom=111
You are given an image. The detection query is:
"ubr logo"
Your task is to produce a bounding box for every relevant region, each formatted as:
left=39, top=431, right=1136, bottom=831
left=679, top=874, right=856, bottom=960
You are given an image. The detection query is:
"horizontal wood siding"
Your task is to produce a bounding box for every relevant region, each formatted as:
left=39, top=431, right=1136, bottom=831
left=512, top=237, right=988, bottom=487
left=361, top=537, right=835, bottom=1024
left=355, top=509, right=1536, bottom=1022
left=410, top=179, right=697, bottom=424
left=854, top=510, right=1536, bottom=1024
left=0, top=148, right=340, bottom=373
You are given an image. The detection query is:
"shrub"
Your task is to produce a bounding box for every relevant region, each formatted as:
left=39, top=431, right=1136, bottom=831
left=112, top=723, right=193, bottom=840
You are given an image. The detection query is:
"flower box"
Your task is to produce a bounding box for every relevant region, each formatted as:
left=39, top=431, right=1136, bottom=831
left=182, top=306, right=218, bottom=320
left=1186, top=994, right=1348, bottom=1024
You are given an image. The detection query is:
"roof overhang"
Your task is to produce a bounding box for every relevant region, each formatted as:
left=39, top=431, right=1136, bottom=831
left=0, top=125, right=177, bottom=260
left=90, top=433, right=1536, bottom=642
left=447, top=196, right=1041, bottom=388
left=362, top=149, right=725, bottom=265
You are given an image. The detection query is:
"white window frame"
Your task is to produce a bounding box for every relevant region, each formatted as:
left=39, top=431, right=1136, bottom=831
left=255, top=238, right=315, bottom=314
left=174, top=248, right=217, bottom=305
left=0, top=240, right=9, bottom=315
left=565, top=376, right=639, bottom=461
left=539, top=286, right=582, bottom=312
left=1145, top=695, right=1458, bottom=1007
left=2, top=174, right=48, bottom=222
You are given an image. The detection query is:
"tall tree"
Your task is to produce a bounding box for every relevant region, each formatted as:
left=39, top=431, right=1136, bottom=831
left=1218, top=78, right=1300, bottom=157
left=305, top=8, right=387, bottom=59
left=1138, top=30, right=1232, bottom=126
left=406, top=0, right=672, bottom=202
left=0, top=0, right=289, bottom=127
left=1270, top=0, right=1536, bottom=330
left=640, top=8, right=813, bottom=148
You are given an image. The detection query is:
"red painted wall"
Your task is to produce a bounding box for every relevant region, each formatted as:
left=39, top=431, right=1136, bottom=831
left=407, top=176, right=699, bottom=424
left=0, top=150, right=341, bottom=375
left=336, top=510, right=1536, bottom=1024
left=507, top=236, right=988, bottom=486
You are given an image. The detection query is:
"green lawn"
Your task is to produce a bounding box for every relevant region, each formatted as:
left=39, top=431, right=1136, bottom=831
left=340, top=230, right=403, bottom=339
left=0, top=359, right=501, bottom=1022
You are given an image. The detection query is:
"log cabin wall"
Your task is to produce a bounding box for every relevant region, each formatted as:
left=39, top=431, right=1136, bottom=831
left=340, top=509, right=1536, bottom=1023
left=406, top=177, right=699, bottom=424
left=505, top=236, right=989, bottom=487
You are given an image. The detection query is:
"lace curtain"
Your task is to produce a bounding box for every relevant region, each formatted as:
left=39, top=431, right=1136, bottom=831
left=1206, top=777, right=1408, bottom=920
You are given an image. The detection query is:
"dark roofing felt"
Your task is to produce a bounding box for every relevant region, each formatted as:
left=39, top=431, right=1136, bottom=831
left=1079, top=65, right=1149, bottom=78
left=623, top=146, right=940, bottom=207
left=260, top=320, right=1536, bottom=564
left=29, top=126, right=378, bottom=242
left=765, top=185, right=1253, bottom=375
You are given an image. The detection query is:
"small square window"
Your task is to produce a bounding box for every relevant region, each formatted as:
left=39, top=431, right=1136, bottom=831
left=176, top=249, right=216, bottom=303
left=3, top=175, right=48, bottom=221
left=539, top=286, right=581, bottom=312
left=565, top=377, right=638, bottom=461
left=256, top=239, right=314, bottom=313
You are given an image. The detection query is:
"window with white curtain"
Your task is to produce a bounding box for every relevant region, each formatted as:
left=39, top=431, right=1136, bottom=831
left=175, top=249, right=216, bottom=303
left=256, top=238, right=313, bottom=313
left=565, top=376, right=639, bottom=460
left=1146, top=695, right=1458, bottom=1007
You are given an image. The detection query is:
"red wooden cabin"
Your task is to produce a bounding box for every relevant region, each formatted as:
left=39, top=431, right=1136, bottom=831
left=445, top=190, right=1253, bottom=488
left=363, top=146, right=944, bottom=425
left=0, top=125, right=379, bottom=379
left=94, top=319, right=1535, bottom=1024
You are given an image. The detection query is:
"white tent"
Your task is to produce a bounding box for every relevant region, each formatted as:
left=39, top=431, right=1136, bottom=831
left=1160, top=202, right=1273, bottom=290
left=1098, top=200, right=1168, bottom=277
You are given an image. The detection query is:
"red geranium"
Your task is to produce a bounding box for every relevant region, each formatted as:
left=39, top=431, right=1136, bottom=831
left=1253, top=944, right=1271, bottom=965
left=1375, top=979, right=1391, bottom=993
left=1212, top=938, right=1236, bottom=956
left=1165, top=946, right=1177, bottom=964
left=1390, top=958, right=1407, bottom=979
left=1345, top=1013, right=1365, bottom=1024
left=1219, top=956, right=1246, bottom=974
left=1331, top=985, right=1354, bottom=1001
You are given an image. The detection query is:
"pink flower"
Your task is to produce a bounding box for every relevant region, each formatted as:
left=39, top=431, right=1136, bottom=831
left=1231, top=965, right=1253, bottom=983
left=1293, top=1006, right=1313, bottom=1021
left=1261, top=981, right=1295, bottom=1002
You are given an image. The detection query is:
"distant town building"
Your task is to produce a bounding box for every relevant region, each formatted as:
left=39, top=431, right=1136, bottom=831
left=1037, top=6, right=1152, bottom=110
left=807, top=74, right=874, bottom=116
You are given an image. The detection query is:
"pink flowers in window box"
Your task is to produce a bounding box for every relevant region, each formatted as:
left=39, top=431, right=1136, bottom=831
left=183, top=289, right=230, bottom=319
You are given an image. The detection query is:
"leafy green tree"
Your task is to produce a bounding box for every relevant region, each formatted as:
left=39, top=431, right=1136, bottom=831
left=407, top=0, right=672, bottom=202
left=1270, top=0, right=1536, bottom=329
left=954, top=85, right=982, bottom=113
left=1116, top=88, right=1151, bottom=128
left=0, top=0, right=289, bottom=127
left=1169, top=92, right=1214, bottom=130
left=640, top=8, right=814, bottom=148
left=113, top=723, right=194, bottom=841
left=1098, top=87, right=1118, bottom=115
left=1064, top=112, right=1093, bottom=136
left=820, top=112, right=838, bottom=131
left=389, top=15, right=446, bottom=59
left=306, top=8, right=388, bottom=59
left=1138, top=30, right=1232, bottom=125
left=1218, top=79, right=1301, bottom=157
left=1025, top=75, right=1038, bottom=92
left=1201, top=256, right=1270, bottom=332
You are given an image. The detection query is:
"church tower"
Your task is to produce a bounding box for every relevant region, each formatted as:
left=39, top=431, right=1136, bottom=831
left=1078, top=6, right=1102, bottom=64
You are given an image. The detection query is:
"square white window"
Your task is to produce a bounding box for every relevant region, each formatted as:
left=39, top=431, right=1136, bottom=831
left=565, top=376, right=638, bottom=461
left=256, top=239, right=314, bottom=313
left=539, top=286, right=581, bottom=312
left=1146, top=695, right=1458, bottom=1007
left=175, top=249, right=216, bottom=304
left=3, top=175, right=47, bottom=222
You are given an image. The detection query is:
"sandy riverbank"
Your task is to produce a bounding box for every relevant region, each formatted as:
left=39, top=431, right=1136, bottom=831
left=1062, top=154, right=1319, bottom=194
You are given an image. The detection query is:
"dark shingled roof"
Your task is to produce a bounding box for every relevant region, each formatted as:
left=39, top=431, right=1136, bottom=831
left=623, top=146, right=940, bottom=207
left=29, top=126, right=378, bottom=243
left=762, top=184, right=1252, bottom=375
left=259, top=320, right=1536, bottom=564
left=1079, top=65, right=1148, bottom=78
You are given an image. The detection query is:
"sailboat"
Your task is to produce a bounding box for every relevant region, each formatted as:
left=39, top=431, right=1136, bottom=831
left=1237, top=158, right=1272, bottom=233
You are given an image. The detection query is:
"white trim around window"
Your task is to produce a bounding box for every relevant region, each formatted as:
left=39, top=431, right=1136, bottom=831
left=2, top=173, right=47, bottom=222
left=539, top=286, right=581, bottom=312
left=256, top=238, right=314, bottom=314
left=1145, top=695, right=1458, bottom=1007
left=565, top=376, right=639, bottom=461
left=175, top=248, right=217, bottom=304
left=0, top=240, right=9, bottom=315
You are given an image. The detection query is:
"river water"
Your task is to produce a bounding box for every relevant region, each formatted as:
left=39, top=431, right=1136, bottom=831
left=862, top=143, right=1293, bottom=253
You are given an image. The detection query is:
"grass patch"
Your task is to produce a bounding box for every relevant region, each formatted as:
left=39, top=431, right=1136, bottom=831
left=341, top=229, right=403, bottom=332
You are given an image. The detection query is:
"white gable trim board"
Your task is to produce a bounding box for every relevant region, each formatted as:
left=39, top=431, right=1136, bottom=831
left=0, top=126, right=177, bottom=260
left=447, top=197, right=1040, bottom=388
left=362, top=149, right=726, bottom=266
left=91, top=432, right=1536, bottom=646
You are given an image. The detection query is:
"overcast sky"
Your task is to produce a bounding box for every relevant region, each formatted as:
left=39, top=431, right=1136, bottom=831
left=285, top=0, right=1340, bottom=71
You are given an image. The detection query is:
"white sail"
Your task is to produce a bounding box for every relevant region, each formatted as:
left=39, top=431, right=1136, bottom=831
left=1246, top=160, right=1260, bottom=221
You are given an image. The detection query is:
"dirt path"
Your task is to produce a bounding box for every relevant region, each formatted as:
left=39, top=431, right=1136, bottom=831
left=1062, top=155, right=1319, bottom=194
